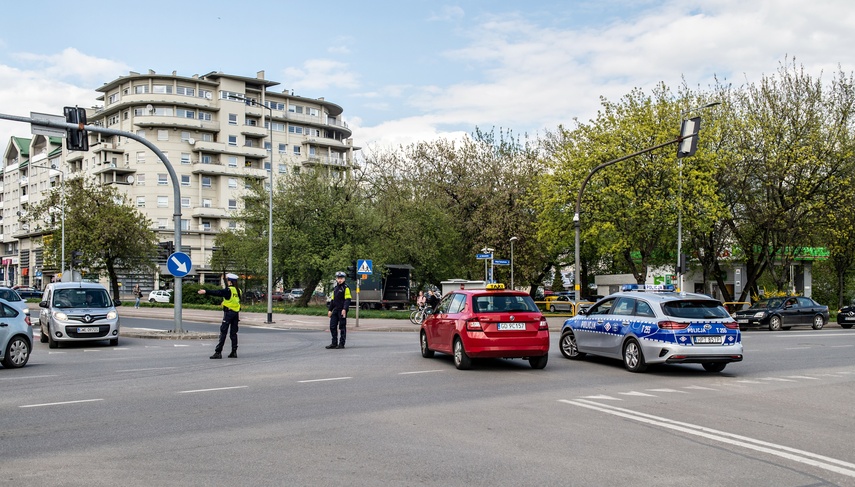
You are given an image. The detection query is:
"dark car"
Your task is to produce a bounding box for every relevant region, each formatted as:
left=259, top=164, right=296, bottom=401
left=734, top=296, right=829, bottom=331
left=837, top=299, right=855, bottom=329
left=14, top=287, right=43, bottom=300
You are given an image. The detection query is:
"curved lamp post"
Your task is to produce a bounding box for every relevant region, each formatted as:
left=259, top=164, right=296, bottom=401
left=30, top=163, right=65, bottom=280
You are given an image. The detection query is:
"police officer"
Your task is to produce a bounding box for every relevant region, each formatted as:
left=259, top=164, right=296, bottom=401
left=326, top=270, right=352, bottom=349
left=198, top=273, right=242, bottom=359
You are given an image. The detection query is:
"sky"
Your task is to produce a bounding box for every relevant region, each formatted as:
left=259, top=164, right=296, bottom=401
left=1, top=0, right=855, bottom=153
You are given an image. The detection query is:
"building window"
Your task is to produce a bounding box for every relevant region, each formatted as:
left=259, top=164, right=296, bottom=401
left=181, top=197, right=190, bottom=208
left=157, top=130, right=169, bottom=141
left=228, top=135, right=237, bottom=146
left=267, top=101, right=285, bottom=111
left=228, top=178, right=237, bottom=189
left=180, top=219, right=190, bottom=231
left=157, top=196, right=168, bottom=208
left=271, top=122, right=285, bottom=132
left=136, top=130, right=146, bottom=139
left=198, top=89, right=212, bottom=100
left=154, top=107, right=173, bottom=116
left=136, top=151, right=146, bottom=163
left=180, top=153, right=191, bottom=165
left=228, top=156, right=238, bottom=167
left=152, top=84, right=173, bottom=94
left=180, top=131, right=191, bottom=142
left=158, top=174, right=168, bottom=186
left=288, top=125, right=303, bottom=135
left=202, top=177, right=212, bottom=188
left=278, top=164, right=287, bottom=174
left=198, top=111, right=213, bottom=121
left=201, top=155, right=212, bottom=164
left=134, top=85, right=149, bottom=94
left=228, top=114, right=238, bottom=125
left=202, top=221, right=211, bottom=232
left=278, top=143, right=287, bottom=153
left=107, top=115, right=120, bottom=126
left=228, top=221, right=237, bottom=230
left=228, top=199, right=237, bottom=210
left=177, top=86, right=195, bottom=97
left=307, top=107, right=319, bottom=117
left=293, top=146, right=301, bottom=156
left=108, top=93, right=120, bottom=104
left=201, top=133, right=213, bottom=142
left=136, top=196, right=145, bottom=208
left=157, top=218, right=167, bottom=229
left=180, top=175, right=190, bottom=186
left=177, top=110, right=195, bottom=119
left=136, top=174, right=146, bottom=185
left=202, top=198, right=212, bottom=208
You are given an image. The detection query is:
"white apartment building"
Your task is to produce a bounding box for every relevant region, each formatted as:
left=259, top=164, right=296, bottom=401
left=1, top=69, right=358, bottom=292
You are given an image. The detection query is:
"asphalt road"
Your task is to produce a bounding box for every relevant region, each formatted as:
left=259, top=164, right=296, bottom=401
left=1, top=322, right=854, bottom=486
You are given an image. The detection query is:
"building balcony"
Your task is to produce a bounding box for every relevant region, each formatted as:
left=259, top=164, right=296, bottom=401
left=20, top=194, right=29, bottom=204
left=134, top=115, right=219, bottom=132
left=190, top=162, right=268, bottom=180
left=19, top=176, right=28, bottom=186
left=93, top=163, right=137, bottom=175
left=240, top=124, right=268, bottom=138
left=91, top=141, right=126, bottom=154
left=302, top=156, right=352, bottom=168
left=306, top=136, right=351, bottom=149
left=66, top=151, right=84, bottom=162
left=191, top=207, right=229, bottom=219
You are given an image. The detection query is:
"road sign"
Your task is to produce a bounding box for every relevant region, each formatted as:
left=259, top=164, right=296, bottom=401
left=476, top=253, right=492, bottom=259
left=357, top=259, right=373, bottom=275
left=493, top=259, right=510, bottom=265
left=166, top=252, right=193, bottom=277
left=30, top=111, right=66, bottom=137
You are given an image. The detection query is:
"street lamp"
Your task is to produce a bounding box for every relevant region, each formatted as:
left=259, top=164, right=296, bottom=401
left=229, top=94, right=275, bottom=324
left=676, top=101, right=721, bottom=291
left=30, top=163, right=65, bottom=281
left=509, top=236, right=518, bottom=289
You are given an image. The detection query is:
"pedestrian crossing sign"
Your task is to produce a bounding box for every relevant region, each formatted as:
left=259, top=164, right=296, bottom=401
left=357, top=259, right=373, bottom=275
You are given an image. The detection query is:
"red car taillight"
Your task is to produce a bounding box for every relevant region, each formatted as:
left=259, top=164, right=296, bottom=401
left=25, top=315, right=32, bottom=327
left=539, top=316, right=549, bottom=331
left=466, top=319, right=483, bottom=331
left=658, top=320, right=689, bottom=330
left=723, top=321, right=740, bottom=329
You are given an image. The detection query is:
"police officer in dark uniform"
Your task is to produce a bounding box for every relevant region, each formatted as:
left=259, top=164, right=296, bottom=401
left=326, top=270, right=352, bottom=349
left=198, top=273, right=242, bottom=359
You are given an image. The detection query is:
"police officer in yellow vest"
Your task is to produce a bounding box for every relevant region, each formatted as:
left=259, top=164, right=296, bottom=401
left=198, top=273, right=242, bottom=359
left=326, top=271, right=352, bottom=349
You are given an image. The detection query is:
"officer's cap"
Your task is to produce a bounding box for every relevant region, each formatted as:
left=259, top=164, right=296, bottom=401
left=226, top=273, right=239, bottom=281
left=335, top=271, right=346, bottom=278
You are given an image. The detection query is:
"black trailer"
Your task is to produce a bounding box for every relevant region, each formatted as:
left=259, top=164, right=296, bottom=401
left=356, top=264, right=412, bottom=310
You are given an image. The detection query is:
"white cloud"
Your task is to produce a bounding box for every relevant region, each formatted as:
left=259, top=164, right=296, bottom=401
left=282, top=59, right=361, bottom=92
left=13, top=47, right=130, bottom=85
left=427, top=5, right=465, bottom=22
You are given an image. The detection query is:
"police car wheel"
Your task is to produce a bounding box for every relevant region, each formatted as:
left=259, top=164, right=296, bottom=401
left=702, top=362, right=727, bottom=373
left=420, top=331, right=434, bottom=358
left=622, top=338, right=647, bottom=373
left=559, top=330, right=585, bottom=360
left=453, top=338, right=472, bottom=370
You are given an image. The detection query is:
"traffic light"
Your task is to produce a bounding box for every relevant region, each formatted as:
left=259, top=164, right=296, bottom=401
left=677, top=116, right=701, bottom=158
left=63, top=106, right=89, bottom=151
left=156, top=241, right=174, bottom=262
left=71, top=250, right=83, bottom=268
left=347, top=260, right=357, bottom=280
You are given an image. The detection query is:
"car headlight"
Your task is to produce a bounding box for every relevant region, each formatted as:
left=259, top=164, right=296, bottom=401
left=753, top=311, right=766, bottom=319
left=107, top=310, right=118, bottom=320
left=54, top=311, right=68, bottom=321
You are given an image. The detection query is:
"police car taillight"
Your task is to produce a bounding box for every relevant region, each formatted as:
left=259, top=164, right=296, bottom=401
left=466, top=319, right=483, bottom=331
left=658, top=321, right=689, bottom=330
left=538, top=316, right=549, bottom=331
left=723, top=321, right=740, bottom=329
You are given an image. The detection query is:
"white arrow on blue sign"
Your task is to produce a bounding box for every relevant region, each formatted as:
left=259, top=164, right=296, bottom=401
left=167, top=252, right=193, bottom=277
left=476, top=253, right=493, bottom=259
left=493, top=259, right=510, bottom=265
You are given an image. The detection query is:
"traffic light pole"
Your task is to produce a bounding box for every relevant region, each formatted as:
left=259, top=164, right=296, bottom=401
left=0, top=112, right=187, bottom=333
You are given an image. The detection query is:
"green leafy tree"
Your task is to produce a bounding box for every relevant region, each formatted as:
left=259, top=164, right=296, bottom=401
left=26, top=176, right=158, bottom=297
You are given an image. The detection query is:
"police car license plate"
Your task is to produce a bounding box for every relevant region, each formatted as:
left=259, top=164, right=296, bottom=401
left=497, top=323, right=526, bottom=331
left=693, top=335, right=723, bottom=344
left=77, top=327, right=99, bottom=333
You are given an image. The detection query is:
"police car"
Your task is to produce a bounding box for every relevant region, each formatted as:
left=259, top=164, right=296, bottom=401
left=559, top=284, right=743, bottom=373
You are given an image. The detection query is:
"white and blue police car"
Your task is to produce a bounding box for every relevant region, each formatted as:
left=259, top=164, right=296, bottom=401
left=559, top=284, right=743, bottom=373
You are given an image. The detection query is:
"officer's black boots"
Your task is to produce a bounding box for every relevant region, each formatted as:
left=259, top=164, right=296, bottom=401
left=337, top=343, right=346, bottom=349
left=325, top=342, right=338, bottom=349
left=210, top=352, right=222, bottom=359
left=227, top=351, right=237, bottom=358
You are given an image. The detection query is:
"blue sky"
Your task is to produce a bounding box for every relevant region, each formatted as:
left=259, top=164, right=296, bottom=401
left=1, top=0, right=854, bottom=151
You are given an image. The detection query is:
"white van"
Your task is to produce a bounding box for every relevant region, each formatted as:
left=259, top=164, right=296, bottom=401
left=38, top=282, right=121, bottom=348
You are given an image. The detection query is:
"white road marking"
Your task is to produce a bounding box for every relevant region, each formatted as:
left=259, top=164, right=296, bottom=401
left=298, top=377, right=353, bottom=383
left=737, top=380, right=763, bottom=384
left=619, top=391, right=657, bottom=397
left=776, top=333, right=854, bottom=338
left=785, top=375, right=820, bottom=380
left=173, top=344, right=190, bottom=347
left=0, top=374, right=58, bottom=381
left=560, top=399, right=855, bottom=478
left=83, top=349, right=102, bottom=353
left=761, top=377, right=795, bottom=382
left=245, top=325, right=289, bottom=331
left=830, top=345, right=854, bottom=348
left=581, top=394, right=621, bottom=401
left=684, top=385, right=717, bottom=391
left=647, top=388, right=689, bottom=393
left=178, top=386, right=248, bottom=394
left=398, top=370, right=444, bottom=375
left=20, top=398, right=104, bottom=408
left=116, top=367, right=177, bottom=373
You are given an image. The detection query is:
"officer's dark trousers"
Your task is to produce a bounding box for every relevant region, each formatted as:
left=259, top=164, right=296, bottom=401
left=215, top=309, right=239, bottom=353
left=329, top=309, right=346, bottom=346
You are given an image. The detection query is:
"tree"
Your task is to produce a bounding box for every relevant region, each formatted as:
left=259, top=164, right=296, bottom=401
left=26, top=176, right=158, bottom=297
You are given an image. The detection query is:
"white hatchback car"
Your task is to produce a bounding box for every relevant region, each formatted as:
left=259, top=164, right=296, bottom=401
left=148, top=290, right=172, bottom=303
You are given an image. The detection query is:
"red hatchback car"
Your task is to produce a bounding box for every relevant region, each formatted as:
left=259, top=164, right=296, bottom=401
left=419, top=284, right=550, bottom=369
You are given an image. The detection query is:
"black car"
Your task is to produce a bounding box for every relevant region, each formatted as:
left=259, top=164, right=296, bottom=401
left=734, top=296, right=829, bottom=331
left=16, top=288, right=43, bottom=299
left=837, top=299, right=855, bottom=329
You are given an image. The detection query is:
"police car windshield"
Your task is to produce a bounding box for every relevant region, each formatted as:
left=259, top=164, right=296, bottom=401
left=473, top=294, right=539, bottom=313
left=662, top=300, right=730, bottom=319
left=53, top=289, right=111, bottom=309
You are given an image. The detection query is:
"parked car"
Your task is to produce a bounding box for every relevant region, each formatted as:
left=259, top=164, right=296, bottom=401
left=546, top=295, right=574, bottom=312
left=13, top=287, right=43, bottom=300
left=560, top=284, right=743, bottom=373
left=420, top=283, right=550, bottom=370
left=0, top=300, right=33, bottom=368
left=838, top=299, right=855, bottom=329
left=148, top=290, right=172, bottom=303
left=0, top=287, right=31, bottom=319
left=38, top=282, right=121, bottom=348
left=733, top=296, right=829, bottom=331
left=287, top=288, right=304, bottom=301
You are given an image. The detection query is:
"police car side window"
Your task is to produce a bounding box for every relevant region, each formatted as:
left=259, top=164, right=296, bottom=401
left=635, top=300, right=655, bottom=317
left=612, top=297, right=635, bottom=316
left=590, top=298, right=616, bottom=315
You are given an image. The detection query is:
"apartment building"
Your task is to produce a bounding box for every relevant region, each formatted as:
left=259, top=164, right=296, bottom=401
left=1, top=69, right=358, bottom=291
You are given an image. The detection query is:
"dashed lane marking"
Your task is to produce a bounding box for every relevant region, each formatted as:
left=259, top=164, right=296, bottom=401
left=298, top=377, right=353, bottom=384
left=20, top=398, right=104, bottom=408
left=178, top=386, right=248, bottom=394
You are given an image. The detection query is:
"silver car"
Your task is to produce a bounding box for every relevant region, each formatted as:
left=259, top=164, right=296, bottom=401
left=38, top=282, right=121, bottom=348
left=0, top=287, right=31, bottom=320
left=0, top=300, right=33, bottom=368
left=560, top=284, right=743, bottom=373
